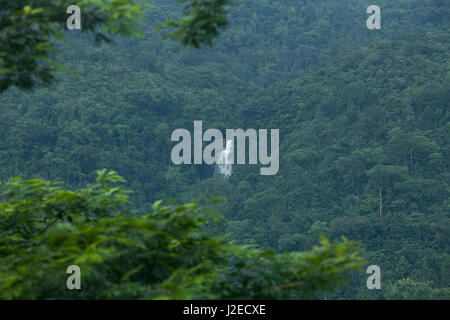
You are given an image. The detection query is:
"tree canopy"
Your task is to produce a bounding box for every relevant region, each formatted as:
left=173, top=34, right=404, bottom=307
left=0, top=170, right=364, bottom=299
left=0, top=0, right=234, bottom=92
left=0, top=0, right=448, bottom=299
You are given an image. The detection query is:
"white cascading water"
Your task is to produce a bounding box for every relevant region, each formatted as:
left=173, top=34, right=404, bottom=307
left=217, top=139, right=233, bottom=176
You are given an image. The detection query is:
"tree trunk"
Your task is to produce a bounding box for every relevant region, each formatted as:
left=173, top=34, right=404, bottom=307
left=379, top=185, right=383, bottom=217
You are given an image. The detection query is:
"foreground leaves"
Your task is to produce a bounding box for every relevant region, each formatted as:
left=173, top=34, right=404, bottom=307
left=0, top=171, right=365, bottom=299
left=0, top=0, right=235, bottom=92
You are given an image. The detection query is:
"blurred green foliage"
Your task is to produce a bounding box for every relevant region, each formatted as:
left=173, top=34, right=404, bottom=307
left=0, top=0, right=234, bottom=92
left=0, top=0, right=449, bottom=299
left=0, top=171, right=364, bottom=299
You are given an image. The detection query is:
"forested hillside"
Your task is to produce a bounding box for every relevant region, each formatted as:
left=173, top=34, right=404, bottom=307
left=0, top=0, right=449, bottom=299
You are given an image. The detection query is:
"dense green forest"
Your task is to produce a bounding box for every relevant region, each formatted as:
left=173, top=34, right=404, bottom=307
left=0, top=0, right=449, bottom=299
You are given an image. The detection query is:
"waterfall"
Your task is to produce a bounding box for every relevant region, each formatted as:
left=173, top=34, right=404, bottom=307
left=217, top=139, right=233, bottom=176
